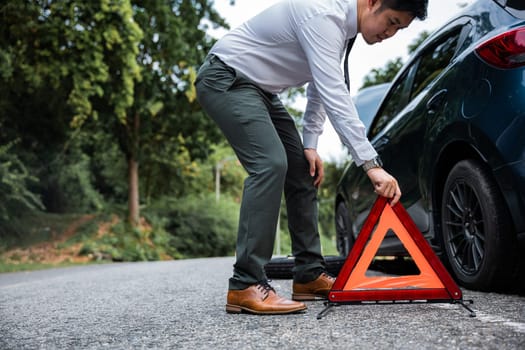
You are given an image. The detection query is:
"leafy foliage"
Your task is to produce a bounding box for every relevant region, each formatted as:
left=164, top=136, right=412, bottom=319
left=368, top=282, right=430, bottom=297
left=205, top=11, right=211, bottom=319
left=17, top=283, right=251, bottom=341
left=0, top=139, right=44, bottom=223
left=361, top=57, right=404, bottom=89
left=408, top=31, right=430, bottom=54
left=360, top=31, right=430, bottom=90
left=144, top=195, right=238, bottom=258
left=0, top=0, right=228, bottom=223
left=0, top=0, right=144, bottom=217
left=79, top=218, right=173, bottom=262
left=318, top=162, right=345, bottom=239
left=119, top=0, right=227, bottom=192
left=0, top=0, right=142, bottom=127
left=0, top=1, right=430, bottom=267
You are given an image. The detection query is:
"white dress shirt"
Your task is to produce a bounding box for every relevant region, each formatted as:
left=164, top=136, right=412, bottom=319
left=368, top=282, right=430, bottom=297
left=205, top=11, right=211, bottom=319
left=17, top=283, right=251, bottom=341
left=210, top=0, right=377, bottom=165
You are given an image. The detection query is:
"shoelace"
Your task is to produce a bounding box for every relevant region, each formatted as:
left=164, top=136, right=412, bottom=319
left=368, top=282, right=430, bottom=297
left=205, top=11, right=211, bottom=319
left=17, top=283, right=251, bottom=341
left=321, top=272, right=336, bottom=282
left=256, top=280, right=275, bottom=300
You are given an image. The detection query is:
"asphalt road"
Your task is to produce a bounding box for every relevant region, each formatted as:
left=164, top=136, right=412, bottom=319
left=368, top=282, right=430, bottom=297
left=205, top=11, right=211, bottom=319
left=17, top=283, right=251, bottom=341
left=1, top=257, right=524, bottom=349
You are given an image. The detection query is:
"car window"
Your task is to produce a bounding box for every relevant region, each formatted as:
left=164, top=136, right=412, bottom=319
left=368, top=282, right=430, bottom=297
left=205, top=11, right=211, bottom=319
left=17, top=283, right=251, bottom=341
left=368, top=26, right=464, bottom=140
left=368, top=69, right=412, bottom=139
left=410, top=29, right=462, bottom=99
left=353, top=83, right=390, bottom=132
left=495, top=0, right=525, bottom=18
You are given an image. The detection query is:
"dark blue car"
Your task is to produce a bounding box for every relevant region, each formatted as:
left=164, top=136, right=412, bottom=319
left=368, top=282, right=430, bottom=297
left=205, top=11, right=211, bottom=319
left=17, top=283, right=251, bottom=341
left=335, top=0, right=525, bottom=292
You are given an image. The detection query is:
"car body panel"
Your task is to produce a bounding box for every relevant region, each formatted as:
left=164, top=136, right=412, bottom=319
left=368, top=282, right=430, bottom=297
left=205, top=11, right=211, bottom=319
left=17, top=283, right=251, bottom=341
left=336, top=0, right=525, bottom=265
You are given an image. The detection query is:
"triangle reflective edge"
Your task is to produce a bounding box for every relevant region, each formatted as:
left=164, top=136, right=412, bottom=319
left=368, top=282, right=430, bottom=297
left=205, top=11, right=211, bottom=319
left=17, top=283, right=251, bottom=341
left=329, top=196, right=462, bottom=303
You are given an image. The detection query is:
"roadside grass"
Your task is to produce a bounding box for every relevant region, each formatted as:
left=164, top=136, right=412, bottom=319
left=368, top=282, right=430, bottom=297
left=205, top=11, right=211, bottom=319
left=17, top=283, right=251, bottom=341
left=1, top=204, right=339, bottom=274
left=0, top=260, right=109, bottom=274
left=0, top=212, right=86, bottom=249
left=273, top=226, right=338, bottom=257
left=321, top=233, right=338, bottom=256
left=0, top=212, right=109, bottom=273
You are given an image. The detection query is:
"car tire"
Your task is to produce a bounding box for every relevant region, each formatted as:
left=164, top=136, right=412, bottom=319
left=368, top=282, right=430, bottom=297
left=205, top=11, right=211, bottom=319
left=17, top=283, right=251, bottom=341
left=441, top=159, right=517, bottom=291
left=335, top=201, right=354, bottom=257
left=264, top=255, right=346, bottom=279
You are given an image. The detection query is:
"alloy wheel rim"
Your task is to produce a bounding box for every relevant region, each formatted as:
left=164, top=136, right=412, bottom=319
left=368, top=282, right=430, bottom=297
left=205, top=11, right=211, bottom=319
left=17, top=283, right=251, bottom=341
left=444, top=181, right=485, bottom=276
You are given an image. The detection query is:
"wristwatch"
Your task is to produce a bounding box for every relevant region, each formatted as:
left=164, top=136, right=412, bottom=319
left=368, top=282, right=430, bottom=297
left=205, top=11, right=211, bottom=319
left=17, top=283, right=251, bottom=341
left=362, top=156, right=383, bottom=172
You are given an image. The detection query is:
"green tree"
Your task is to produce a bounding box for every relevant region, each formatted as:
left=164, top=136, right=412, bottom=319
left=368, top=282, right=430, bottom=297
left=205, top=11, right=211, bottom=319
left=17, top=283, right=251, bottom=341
left=360, top=31, right=430, bottom=90
left=0, top=0, right=143, bottom=213
left=0, top=0, right=142, bottom=127
left=113, top=0, right=227, bottom=224
left=407, top=31, right=430, bottom=54
left=318, top=162, right=345, bottom=238
left=0, top=0, right=228, bottom=225
left=361, top=57, right=404, bottom=89
left=0, top=139, right=44, bottom=222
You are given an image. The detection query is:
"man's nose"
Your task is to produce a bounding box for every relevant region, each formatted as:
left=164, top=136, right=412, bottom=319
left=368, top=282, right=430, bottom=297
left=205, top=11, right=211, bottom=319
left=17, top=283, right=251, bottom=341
left=384, top=27, right=398, bottom=38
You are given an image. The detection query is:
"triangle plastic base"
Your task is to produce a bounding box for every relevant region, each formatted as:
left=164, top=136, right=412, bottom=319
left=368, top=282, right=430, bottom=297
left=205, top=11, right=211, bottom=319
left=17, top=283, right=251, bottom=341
left=319, top=196, right=475, bottom=318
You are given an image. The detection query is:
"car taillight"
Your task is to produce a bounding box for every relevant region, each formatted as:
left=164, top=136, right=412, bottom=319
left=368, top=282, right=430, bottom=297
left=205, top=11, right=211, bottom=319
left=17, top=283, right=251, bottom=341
left=476, top=27, right=525, bottom=69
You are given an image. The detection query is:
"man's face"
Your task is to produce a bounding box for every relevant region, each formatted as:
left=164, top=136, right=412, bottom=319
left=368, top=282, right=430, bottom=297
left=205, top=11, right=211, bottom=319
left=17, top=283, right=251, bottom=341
left=360, top=2, right=414, bottom=44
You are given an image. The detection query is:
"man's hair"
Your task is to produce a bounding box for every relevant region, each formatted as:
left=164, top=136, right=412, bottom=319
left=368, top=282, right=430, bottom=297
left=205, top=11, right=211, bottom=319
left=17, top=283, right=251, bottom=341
left=380, top=0, right=428, bottom=20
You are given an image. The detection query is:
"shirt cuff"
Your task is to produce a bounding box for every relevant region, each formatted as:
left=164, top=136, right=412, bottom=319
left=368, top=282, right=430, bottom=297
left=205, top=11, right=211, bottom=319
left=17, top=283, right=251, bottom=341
left=302, top=131, right=319, bottom=149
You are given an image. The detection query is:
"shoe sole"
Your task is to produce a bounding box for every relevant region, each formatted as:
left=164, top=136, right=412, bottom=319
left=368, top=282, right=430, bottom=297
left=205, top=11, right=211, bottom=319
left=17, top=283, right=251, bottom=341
left=225, top=304, right=307, bottom=315
left=292, top=293, right=328, bottom=301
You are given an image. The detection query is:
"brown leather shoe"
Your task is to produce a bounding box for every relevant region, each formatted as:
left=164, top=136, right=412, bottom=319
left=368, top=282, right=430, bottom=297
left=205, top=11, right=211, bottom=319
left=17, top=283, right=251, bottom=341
left=292, top=273, right=335, bottom=301
left=226, top=282, right=307, bottom=315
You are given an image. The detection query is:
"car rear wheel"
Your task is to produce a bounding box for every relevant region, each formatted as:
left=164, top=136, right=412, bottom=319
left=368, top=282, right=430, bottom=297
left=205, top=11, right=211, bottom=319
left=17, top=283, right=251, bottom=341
left=335, top=201, right=354, bottom=257
left=441, top=159, right=516, bottom=291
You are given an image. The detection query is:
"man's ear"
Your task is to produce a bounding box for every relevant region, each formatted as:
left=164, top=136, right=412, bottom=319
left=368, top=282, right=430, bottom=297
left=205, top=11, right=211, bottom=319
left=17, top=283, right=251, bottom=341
left=367, top=0, right=381, bottom=11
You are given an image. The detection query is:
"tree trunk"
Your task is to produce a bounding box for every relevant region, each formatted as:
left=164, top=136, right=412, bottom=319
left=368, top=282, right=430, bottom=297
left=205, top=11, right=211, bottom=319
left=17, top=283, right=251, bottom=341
left=128, top=156, right=140, bottom=226
left=128, top=111, right=140, bottom=226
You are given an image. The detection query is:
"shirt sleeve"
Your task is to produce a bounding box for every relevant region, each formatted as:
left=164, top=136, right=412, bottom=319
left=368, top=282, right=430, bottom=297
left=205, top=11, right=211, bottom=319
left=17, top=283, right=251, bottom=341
left=302, top=81, right=326, bottom=150
left=297, top=14, right=377, bottom=165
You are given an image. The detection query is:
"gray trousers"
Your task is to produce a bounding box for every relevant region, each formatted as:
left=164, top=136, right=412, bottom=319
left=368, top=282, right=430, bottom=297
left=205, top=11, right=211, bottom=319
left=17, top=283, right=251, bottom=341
left=195, top=55, right=325, bottom=290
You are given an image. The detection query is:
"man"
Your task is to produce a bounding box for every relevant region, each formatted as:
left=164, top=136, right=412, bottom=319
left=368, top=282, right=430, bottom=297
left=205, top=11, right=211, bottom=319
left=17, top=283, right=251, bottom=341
left=195, top=0, right=428, bottom=315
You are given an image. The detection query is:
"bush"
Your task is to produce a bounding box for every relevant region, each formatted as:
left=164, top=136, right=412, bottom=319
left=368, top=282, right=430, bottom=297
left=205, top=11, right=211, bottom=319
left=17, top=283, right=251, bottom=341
left=78, top=216, right=177, bottom=262
left=0, top=140, right=44, bottom=225
left=145, top=194, right=238, bottom=258
left=39, top=133, right=107, bottom=213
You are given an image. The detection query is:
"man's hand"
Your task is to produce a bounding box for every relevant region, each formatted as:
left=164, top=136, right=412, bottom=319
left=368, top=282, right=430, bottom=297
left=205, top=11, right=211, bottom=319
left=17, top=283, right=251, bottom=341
left=366, top=167, right=401, bottom=205
left=304, top=148, right=324, bottom=188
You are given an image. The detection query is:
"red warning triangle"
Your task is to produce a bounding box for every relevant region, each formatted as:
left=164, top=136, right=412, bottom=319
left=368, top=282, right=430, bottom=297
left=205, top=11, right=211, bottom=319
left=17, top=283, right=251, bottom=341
left=329, top=196, right=462, bottom=303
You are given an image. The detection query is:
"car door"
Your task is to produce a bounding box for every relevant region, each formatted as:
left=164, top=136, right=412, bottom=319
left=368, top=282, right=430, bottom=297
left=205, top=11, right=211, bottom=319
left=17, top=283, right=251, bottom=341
left=384, top=26, right=467, bottom=229
left=345, top=67, right=414, bottom=235
left=349, top=19, right=471, bottom=237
